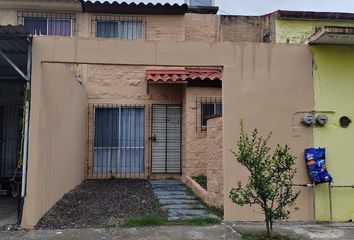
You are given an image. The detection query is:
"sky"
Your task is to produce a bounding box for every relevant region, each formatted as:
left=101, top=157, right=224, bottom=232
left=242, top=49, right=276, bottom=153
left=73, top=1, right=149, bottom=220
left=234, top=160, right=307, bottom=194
left=100, top=0, right=354, bottom=15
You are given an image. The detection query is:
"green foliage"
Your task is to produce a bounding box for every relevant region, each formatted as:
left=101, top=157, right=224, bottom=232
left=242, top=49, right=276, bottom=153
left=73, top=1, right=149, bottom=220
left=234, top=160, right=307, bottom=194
left=122, top=214, right=220, bottom=227
left=122, top=214, right=166, bottom=227
left=192, top=175, right=207, bottom=189
left=230, top=121, right=300, bottom=238
left=241, top=233, right=299, bottom=240
left=205, top=205, right=224, bottom=219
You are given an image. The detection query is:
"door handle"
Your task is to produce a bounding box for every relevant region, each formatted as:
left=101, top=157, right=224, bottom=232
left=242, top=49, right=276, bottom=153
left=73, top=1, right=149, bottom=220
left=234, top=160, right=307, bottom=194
left=151, top=135, right=157, bottom=142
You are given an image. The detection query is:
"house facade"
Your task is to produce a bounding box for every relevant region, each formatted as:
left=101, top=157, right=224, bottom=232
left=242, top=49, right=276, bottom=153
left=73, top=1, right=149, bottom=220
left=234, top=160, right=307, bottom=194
left=0, top=0, right=353, bottom=228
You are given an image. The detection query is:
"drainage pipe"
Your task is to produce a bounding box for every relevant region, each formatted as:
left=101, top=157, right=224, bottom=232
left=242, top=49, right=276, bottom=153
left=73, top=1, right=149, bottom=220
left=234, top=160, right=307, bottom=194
left=21, top=39, right=31, bottom=198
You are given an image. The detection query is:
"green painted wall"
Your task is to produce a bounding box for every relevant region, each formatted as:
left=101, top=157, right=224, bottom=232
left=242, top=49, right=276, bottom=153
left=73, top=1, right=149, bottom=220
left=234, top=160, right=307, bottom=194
left=276, top=19, right=354, bottom=43
left=312, top=45, right=354, bottom=221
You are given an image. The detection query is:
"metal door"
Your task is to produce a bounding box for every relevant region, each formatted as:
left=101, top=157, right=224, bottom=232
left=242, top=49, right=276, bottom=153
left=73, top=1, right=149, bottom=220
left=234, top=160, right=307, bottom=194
left=151, top=105, right=181, bottom=174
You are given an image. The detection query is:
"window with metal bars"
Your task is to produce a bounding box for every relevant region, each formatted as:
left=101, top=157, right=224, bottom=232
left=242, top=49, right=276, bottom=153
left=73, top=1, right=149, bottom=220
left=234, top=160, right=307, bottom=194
left=89, top=104, right=146, bottom=179
left=18, top=11, right=75, bottom=36
left=196, top=97, right=222, bottom=131
left=92, top=15, right=146, bottom=39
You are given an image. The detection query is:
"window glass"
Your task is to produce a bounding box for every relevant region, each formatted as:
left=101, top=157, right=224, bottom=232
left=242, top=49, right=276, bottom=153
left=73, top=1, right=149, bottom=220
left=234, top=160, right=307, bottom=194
left=23, top=17, right=72, bottom=36
left=48, top=19, right=72, bottom=36
left=24, top=17, right=47, bottom=35
left=96, top=20, right=143, bottom=39
left=190, top=0, right=212, bottom=6
left=201, top=103, right=222, bottom=127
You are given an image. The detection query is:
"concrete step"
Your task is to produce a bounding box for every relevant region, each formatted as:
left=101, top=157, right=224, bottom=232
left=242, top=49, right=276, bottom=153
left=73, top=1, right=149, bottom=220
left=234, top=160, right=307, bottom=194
left=153, top=190, right=188, bottom=196
left=155, top=194, right=196, bottom=200
left=161, top=204, right=205, bottom=210
left=159, top=199, right=199, bottom=205
left=168, top=209, right=209, bottom=217
left=150, top=180, right=182, bottom=185
left=168, top=214, right=219, bottom=221
left=150, top=180, right=218, bottom=221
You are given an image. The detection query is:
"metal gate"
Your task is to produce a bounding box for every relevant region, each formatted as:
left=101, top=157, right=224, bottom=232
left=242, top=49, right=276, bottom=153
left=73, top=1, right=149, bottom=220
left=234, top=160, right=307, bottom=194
left=151, top=105, right=181, bottom=174
left=92, top=105, right=145, bottom=178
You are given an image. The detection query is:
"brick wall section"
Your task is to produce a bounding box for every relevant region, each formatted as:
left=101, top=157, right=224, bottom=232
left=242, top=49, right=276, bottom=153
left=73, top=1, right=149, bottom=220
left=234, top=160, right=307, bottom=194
left=220, top=15, right=275, bottom=42
left=185, top=13, right=219, bottom=42
left=220, top=16, right=262, bottom=42
left=146, top=15, right=185, bottom=41
left=182, top=87, right=222, bottom=178
left=206, top=116, right=223, bottom=207
left=85, top=64, right=184, bottom=178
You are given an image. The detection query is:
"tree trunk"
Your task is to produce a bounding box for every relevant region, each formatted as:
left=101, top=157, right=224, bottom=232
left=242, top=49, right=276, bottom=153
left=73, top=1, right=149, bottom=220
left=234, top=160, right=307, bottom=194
left=265, top=219, right=273, bottom=239
left=265, top=220, right=270, bottom=238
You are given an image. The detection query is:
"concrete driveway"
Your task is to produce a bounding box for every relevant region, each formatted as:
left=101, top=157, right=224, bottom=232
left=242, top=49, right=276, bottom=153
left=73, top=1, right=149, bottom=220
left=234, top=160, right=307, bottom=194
left=0, top=225, right=240, bottom=240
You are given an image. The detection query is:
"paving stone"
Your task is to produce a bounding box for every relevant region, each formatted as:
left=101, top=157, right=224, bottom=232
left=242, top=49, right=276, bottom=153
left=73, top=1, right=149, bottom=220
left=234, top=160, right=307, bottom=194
left=150, top=180, right=218, bottom=220
left=161, top=204, right=205, bottom=210
left=156, top=194, right=196, bottom=200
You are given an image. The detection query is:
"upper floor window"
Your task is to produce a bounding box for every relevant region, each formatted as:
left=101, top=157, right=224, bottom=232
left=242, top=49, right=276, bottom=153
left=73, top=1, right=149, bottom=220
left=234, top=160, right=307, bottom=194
left=18, top=11, right=75, bottom=36
left=187, top=0, right=214, bottom=6
left=93, top=16, right=145, bottom=40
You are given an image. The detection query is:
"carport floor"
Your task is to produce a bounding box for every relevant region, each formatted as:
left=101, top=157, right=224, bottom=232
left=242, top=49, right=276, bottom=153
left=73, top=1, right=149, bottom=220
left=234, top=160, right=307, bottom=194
left=0, top=196, right=17, bottom=228
left=150, top=180, right=218, bottom=220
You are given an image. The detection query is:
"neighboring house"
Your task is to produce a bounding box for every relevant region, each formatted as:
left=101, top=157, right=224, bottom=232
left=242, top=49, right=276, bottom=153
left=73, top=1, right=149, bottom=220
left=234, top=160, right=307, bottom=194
left=0, top=0, right=353, bottom=228
left=260, top=11, right=354, bottom=221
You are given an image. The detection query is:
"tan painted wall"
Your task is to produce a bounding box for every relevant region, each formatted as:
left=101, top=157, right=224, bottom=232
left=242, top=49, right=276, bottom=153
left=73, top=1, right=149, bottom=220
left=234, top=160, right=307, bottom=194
left=223, top=44, right=314, bottom=221
left=25, top=37, right=315, bottom=227
left=22, top=62, right=87, bottom=228
left=206, top=116, right=223, bottom=207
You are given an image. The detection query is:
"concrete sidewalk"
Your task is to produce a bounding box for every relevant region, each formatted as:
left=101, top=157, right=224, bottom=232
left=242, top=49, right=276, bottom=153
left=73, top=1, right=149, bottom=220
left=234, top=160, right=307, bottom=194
left=0, top=225, right=240, bottom=240
left=229, top=222, right=354, bottom=240
left=1, top=222, right=354, bottom=239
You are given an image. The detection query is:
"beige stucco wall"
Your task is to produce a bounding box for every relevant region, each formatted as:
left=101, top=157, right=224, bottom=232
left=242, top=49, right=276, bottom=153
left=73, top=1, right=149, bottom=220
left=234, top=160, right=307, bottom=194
left=206, top=116, right=223, bottom=207
left=24, top=37, right=315, bottom=227
left=22, top=62, right=87, bottom=228
left=223, top=44, right=314, bottom=221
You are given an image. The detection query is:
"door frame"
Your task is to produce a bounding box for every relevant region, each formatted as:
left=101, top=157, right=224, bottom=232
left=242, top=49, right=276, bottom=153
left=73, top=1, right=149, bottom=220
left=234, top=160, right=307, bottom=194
left=150, top=104, right=182, bottom=175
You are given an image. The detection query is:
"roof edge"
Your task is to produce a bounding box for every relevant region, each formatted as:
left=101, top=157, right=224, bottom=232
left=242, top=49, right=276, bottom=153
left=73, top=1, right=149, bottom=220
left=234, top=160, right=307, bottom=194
left=81, top=0, right=188, bottom=15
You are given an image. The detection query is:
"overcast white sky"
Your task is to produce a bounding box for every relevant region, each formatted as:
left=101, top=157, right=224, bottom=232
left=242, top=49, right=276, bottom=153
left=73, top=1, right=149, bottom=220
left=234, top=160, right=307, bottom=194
left=100, top=0, right=354, bottom=15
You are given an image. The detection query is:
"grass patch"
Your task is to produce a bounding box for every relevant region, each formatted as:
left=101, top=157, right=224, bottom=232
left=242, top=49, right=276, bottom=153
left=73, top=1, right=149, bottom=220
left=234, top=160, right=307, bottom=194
left=206, top=205, right=224, bottom=219
left=122, top=213, right=220, bottom=227
left=192, top=175, right=207, bottom=190
left=169, top=217, right=220, bottom=226
left=122, top=214, right=166, bottom=227
left=241, top=233, right=299, bottom=240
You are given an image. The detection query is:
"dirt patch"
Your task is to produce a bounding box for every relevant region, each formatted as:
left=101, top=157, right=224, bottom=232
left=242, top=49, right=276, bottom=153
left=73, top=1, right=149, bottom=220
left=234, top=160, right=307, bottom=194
left=36, top=179, right=165, bottom=229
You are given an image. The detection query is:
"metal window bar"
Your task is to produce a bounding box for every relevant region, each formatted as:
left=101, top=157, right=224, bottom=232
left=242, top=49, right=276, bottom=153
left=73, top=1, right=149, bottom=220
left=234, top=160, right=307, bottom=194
left=91, top=15, right=146, bottom=39
left=17, top=11, right=76, bottom=36
left=88, top=104, right=147, bottom=179
left=196, top=97, right=222, bottom=132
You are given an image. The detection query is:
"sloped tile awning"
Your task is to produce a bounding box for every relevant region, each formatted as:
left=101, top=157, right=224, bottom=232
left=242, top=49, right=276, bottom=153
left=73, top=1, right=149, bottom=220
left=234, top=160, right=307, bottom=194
left=146, top=69, right=222, bottom=83
left=304, top=26, right=354, bottom=45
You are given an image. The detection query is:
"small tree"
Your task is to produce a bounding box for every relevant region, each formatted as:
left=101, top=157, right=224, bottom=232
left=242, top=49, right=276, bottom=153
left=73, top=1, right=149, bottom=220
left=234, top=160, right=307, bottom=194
left=229, top=122, right=300, bottom=239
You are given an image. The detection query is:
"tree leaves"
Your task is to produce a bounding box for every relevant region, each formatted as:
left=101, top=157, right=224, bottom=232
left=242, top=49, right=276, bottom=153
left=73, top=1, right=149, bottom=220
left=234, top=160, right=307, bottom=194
left=229, top=121, right=300, bottom=238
